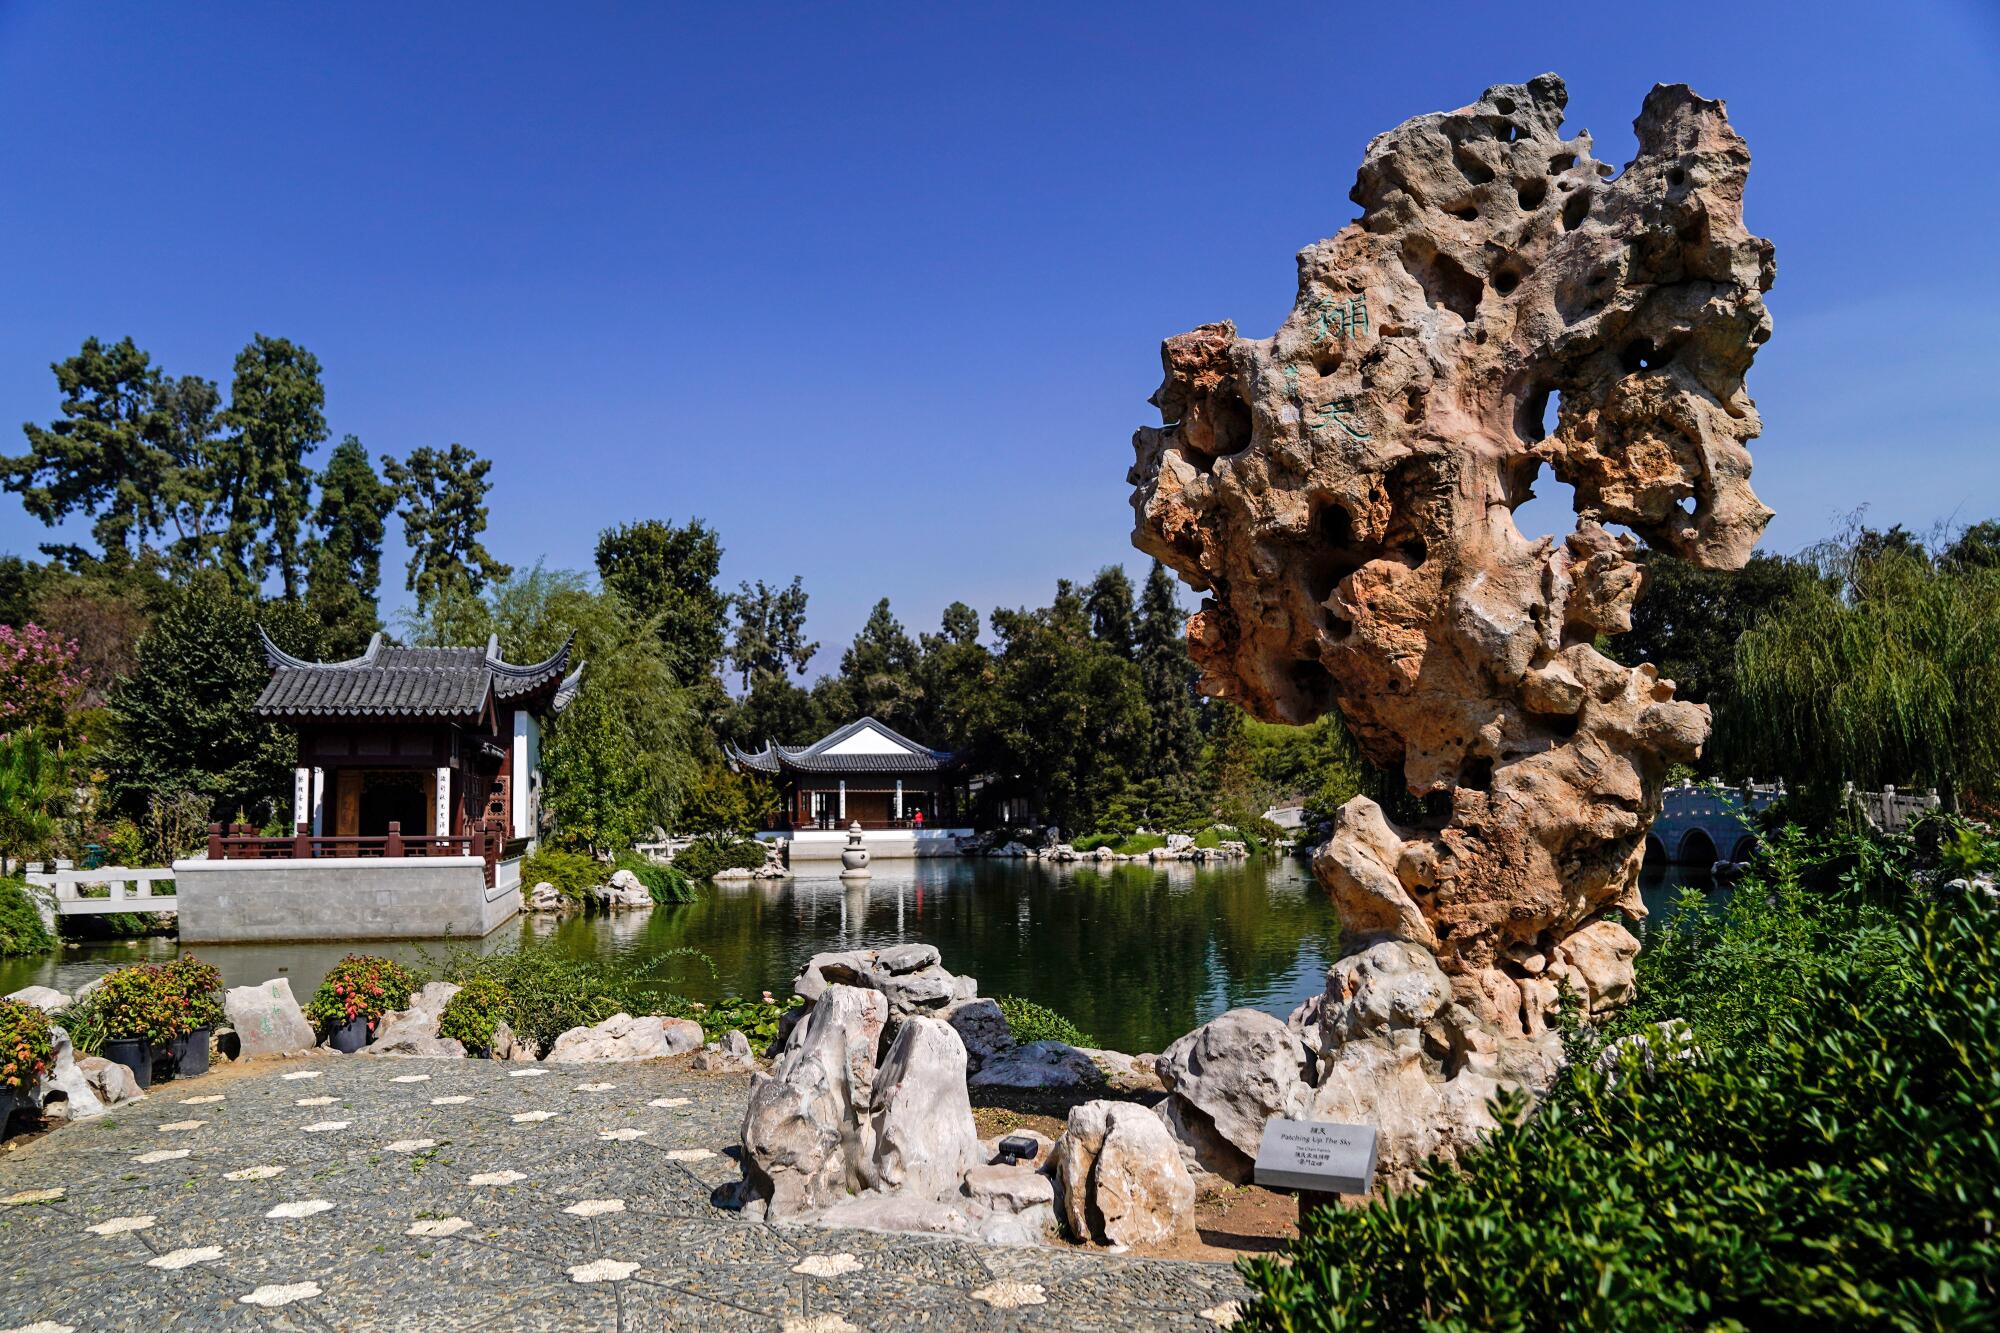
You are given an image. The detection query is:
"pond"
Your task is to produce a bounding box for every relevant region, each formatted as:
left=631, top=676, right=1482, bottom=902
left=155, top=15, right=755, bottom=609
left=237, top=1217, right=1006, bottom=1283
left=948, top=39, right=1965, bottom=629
left=2, top=853, right=1721, bottom=1055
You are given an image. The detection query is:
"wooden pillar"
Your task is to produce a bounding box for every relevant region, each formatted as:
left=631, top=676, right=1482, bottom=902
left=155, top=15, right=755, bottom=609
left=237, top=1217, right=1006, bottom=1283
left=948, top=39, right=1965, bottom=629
left=207, top=823, right=225, bottom=861
left=386, top=821, right=405, bottom=857
left=293, top=822, right=312, bottom=859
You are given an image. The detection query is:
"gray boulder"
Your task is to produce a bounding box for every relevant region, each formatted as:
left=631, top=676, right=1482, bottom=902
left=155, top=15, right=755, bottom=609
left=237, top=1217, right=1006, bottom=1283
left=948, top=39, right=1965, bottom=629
left=593, top=870, right=653, bottom=910
left=77, top=1054, right=143, bottom=1106
left=546, top=1012, right=704, bottom=1062
left=943, top=998, right=1012, bottom=1072
left=968, top=1039, right=1103, bottom=1090
left=364, top=982, right=465, bottom=1058
left=1155, top=1008, right=1311, bottom=1179
left=223, top=978, right=316, bottom=1059
left=865, top=1018, right=981, bottom=1200
left=525, top=881, right=567, bottom=913
left=1051, top=1100, right=1195, bottom=1247
left=6, top=985, right=69, bottom=1014
left=691, top=1028, right=757, bottom=1072
left=740, top=984, right=886, bottom=1217
left=793, top=946, right=977, bottom=1030
left=1321, top=941, right=1451, bottom=1045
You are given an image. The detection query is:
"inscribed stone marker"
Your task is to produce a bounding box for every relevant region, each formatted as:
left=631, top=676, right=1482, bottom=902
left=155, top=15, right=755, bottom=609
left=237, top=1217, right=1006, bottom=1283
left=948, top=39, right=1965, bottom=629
left=1252, top=1119, right=1377, bottom=1195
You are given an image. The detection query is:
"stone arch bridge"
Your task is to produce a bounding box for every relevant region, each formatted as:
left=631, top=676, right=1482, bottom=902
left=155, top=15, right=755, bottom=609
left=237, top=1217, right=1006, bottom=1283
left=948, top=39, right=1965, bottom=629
left=1649, top=781, right=1783, bottom=867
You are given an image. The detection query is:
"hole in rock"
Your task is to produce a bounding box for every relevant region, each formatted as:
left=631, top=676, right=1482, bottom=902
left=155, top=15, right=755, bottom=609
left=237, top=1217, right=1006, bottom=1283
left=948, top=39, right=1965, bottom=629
left=1680, top=495, right=1699, bottom=518
left=1287, top=657, right=1337, bottom=715
left=1620, top=339, right=1664, bottom=372
left=1666, top=167, right=1687, bottom=187
left=1402, top=386, right=1426, bottom=424
left=1548, top=152, right=1577, bottom=173
left=1543, top=710, right=1582, bottom=740
left=1562, top=190, right=1592, bottom=231
left=1518, top=386, right=1562, bottom=443
left=1456, top=755, right=1495, bottom=792
left=1419, top=791, right=1455, bottom=826
left=1508, top=461, right=1580, bottom=546
left=1395, top=535, right=1429, bottom=568
left=1596, top=162, right=1616, bottom=178
left=1322, top=609, right=1353, bottom=641
left=1305, top=501, right=1369, bottom=605
left=1501, top=122, right=1525, bottom=143
left=1453, top=144, right=1495, bottom=186
left=1492, top=269, right=1521, bottom=297
left=1403, top=242, right=1482, bottom=322
left=1493, top=96, right=1516, bottom=115
left=1448, top=205, right=1479, bottom=222
left=1517, top=178, right=1547, bottom=210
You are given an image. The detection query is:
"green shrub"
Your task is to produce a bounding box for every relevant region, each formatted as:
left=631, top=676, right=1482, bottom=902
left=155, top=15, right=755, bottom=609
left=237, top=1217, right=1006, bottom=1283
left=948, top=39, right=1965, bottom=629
left=429, top=939, right=714, bottom=1057
left=1235, top=828, right=2000, bottom=1330
left=1073, top=832, right=1167, bottom=856
left=674, top=833, right=766, bottom=880
left=994, top=995, right=1095, bottom=1047
left=437, top=976, right=511, bottom=1050
left=0, top=998, right=55, bottom=1093
left=521, top=846, right=603, bottom=902
left=303, top=954, right=419, bottom=1033
left=58, top=987, right=106, bottom=1057
left=672, top=992, right=802, bottom=1047
left=163, top=954, right=223, bottom=1031
left=94, top=964, right=181, bottom=1045
left=0, top=878, right=53, bottom=957
left=612, top=852, right=697, bottom=904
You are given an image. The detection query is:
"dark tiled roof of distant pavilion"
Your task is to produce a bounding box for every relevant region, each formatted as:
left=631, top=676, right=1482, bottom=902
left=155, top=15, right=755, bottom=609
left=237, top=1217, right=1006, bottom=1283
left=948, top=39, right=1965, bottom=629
left=253, top=630, right=583, bottom=720
left=726, top=716, right=954, bottom=774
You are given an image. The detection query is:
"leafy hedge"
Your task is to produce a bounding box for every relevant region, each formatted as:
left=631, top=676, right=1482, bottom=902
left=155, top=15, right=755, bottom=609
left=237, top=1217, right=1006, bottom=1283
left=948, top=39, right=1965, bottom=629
left=612, top=852, right=697, bottom=904
left=437, top=975, right=510, bottom=1050
left=1234, top=826, right=2000, bottom=1330
left=521, top=847, right=603, bottom=902
left=432, top=940, right=713, bottom=1057
left=994, top=995, right=1095, bottom=1048
left=0, top=878, right=53, bottom=957
left=674, top=833, right=767, bottom=880
left=1073, top=832, right=1167, bottom=856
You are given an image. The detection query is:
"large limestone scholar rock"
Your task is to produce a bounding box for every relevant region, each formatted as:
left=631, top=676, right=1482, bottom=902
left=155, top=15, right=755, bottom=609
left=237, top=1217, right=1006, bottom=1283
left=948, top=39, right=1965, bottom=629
left=794, top=945, right=977, bottom=1031
left=38, top=1027, right=105, bottom=1120
left=545, top=1013, right=704, bottom=1063
left=1128, top=75, right=1773, bottom=1171
left=1052, top=1100, right=1196, bottom=1248
left=740, top=984, right=887, bottom=1217
left=864, top=1017, right=982, bottom=1199
left=224, top=979, right=316, bottom=1059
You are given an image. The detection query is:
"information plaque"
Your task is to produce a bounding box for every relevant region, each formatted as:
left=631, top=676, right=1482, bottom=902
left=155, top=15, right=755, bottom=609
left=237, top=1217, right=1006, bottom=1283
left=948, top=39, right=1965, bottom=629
left=1252, top=1119, right=1378, bottom=1195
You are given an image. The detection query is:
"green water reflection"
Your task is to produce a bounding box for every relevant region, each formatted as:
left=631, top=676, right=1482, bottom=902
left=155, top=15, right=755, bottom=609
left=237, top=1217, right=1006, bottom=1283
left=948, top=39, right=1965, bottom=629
left=3, top=857, right=1340, bottom=1054
left=1, top=855, right=1724, bottom=1054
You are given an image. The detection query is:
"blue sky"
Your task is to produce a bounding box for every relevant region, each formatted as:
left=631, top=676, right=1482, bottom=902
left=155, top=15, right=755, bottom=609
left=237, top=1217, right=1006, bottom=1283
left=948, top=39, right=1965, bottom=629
left=2, top=2, right=1995, bottom=664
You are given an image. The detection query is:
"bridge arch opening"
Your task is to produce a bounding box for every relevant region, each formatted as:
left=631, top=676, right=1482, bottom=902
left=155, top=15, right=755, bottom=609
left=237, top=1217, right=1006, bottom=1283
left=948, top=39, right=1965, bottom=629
left=1729, top=834, right=1759, bottom=865
left=1676, top=827, right=1719, bottom=866
left=1643, top=834, right=1667, bottom=868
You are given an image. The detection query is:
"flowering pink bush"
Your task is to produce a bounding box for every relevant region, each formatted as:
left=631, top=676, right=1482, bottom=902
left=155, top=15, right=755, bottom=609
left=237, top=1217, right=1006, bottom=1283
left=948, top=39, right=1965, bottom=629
left=0, top=624, right=85, bottom=736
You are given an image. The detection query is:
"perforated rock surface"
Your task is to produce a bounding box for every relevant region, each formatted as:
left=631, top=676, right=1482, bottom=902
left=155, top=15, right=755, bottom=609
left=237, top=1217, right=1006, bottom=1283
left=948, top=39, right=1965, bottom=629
left=1130, top=74, right=1772, bottom=1043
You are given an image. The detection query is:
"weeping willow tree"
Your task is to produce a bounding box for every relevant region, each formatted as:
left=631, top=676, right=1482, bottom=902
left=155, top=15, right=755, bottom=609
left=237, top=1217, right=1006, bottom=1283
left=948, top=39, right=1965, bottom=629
left=1726, top=534, right=2000, bottom=812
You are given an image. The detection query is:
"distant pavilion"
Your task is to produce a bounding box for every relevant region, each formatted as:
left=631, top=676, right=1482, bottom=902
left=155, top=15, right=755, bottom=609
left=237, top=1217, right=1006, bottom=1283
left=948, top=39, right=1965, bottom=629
left=727, top=717, right=964, bottom=835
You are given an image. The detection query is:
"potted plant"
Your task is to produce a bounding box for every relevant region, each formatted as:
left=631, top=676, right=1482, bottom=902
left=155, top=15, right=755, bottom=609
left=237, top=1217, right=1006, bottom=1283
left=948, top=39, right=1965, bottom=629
left=0, top=999, right=55, bottom=1132
left=304, top=954, right=418, bottom=1053
left=437, top=976, right=510, bottom=1058
left=163, top=955, right=223, bottom=1078
left=95, top=965, right=176, bottom=1089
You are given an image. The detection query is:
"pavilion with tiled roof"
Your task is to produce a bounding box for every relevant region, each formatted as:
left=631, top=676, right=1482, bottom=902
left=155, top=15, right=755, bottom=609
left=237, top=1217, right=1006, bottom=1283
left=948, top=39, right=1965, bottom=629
left=727, top=716, right=962, bottom=832
left=255, top=630, right=583, bottom=849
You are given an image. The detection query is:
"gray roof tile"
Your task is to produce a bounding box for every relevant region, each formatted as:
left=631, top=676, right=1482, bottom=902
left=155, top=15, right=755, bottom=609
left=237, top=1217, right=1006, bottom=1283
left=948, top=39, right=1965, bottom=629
left=254, top=631, right=578, bottom=720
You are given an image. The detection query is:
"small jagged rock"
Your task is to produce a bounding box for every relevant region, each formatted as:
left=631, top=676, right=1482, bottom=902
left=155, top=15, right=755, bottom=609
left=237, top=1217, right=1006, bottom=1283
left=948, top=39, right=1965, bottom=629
left=364, top=982, right=465, bottom=1058
left=943, top=998, right=1012, bottom=1073
left=691, top=1028, right=757, bottom=1072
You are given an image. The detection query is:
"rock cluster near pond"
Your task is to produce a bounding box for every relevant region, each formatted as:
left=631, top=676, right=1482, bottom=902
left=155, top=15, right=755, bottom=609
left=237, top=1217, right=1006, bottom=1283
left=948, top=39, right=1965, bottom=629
left=1127, top=75, right=1773, bottom=1169
left=735, top=948, right=1188, bottom=1246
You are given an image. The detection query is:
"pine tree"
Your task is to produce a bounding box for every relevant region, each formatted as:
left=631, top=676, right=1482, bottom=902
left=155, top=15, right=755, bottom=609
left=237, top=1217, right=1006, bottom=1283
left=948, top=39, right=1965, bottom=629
left=104, top=575, right=298, bottom=822
left=3, top=336, right=169, bottom=564
left=839, top=598, right=922, bottom=730
left=222, top=336, right=327, bottom=598
left=1085, top=566, right=1137, bottom=658
left=1137, top=561, right=1201, bottom=774
left=384, top=443, right=511, bottom=607
left=728, top=577, right=816, bottom=691
left=594, top=518, right=729, bottom=688
left=304, top=437, right=394, bottom=653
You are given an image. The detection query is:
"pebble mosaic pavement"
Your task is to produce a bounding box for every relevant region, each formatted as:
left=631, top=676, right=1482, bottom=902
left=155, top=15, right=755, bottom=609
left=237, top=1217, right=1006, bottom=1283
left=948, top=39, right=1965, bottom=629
left=0, top=1055, right=1248, bottom=1331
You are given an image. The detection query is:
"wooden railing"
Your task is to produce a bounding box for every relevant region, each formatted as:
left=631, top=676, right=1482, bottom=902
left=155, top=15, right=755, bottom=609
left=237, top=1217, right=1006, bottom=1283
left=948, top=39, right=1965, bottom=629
left=207, top=822, right=497, bottom=887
